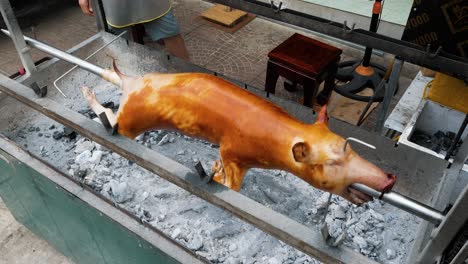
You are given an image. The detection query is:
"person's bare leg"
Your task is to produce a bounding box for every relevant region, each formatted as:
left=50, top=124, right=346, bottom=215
left=163, top=34, right=190, bottom=61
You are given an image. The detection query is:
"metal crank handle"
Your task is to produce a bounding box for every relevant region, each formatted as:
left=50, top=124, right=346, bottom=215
left=350, top=183, right=445, bottom=226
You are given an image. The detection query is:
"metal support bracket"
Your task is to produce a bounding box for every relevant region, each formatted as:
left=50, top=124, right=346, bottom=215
left=375, top=58, right=403, bottom=134
left=270, top=1, right=282, bottom=13
left=409, top=138, right=468, bottom=264
left=343, top=20, right=356, bottom=34
left=0, top=0, right=47, bottom=97
left=194, top=161, right=215, bottom=185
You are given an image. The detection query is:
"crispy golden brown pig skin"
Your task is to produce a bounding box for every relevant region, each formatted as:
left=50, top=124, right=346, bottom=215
left=84, top=66, right=396, bottom=204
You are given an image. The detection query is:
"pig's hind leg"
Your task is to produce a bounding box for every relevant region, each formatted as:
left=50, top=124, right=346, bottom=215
left=80, top=86, right=118, bottom=128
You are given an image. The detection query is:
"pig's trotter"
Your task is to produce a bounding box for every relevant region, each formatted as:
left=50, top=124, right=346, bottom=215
left=80, top=86, right=118, bottom=130
left=211, top=159, right=225, bottom=184
left=222, top=161, right=247, bottom=191
left=211, top=157, right=246, bottom=191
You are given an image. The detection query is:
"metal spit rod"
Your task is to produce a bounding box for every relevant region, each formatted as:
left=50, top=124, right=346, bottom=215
left=350, top=183, right=445, bottom=225
left=2, top=28, right=446, bottom=226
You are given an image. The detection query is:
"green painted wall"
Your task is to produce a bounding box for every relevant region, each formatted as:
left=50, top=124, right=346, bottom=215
left=0, top=149, right=180, bottom=264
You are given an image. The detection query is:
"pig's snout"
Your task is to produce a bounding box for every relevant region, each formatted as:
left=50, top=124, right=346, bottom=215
left=382, top=173, right=397, bottom=193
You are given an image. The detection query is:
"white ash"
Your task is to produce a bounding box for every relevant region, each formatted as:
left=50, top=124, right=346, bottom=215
left=9, top=121, right=421, bottom=264
left=74, top=138, right=95, bottom=153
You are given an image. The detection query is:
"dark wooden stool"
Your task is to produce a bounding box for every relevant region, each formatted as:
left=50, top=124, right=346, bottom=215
left=265, top=33, right=342, bottom=107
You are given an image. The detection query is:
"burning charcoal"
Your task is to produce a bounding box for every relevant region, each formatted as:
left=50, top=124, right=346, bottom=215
left=78, top=108, right=97, bottom=119
left=433, top=130, right=445, bottom=139
left=74, top=169, right=87, bottom=178
left=63, top=127, right=77, bottom=139
left=446, top=131, right=456, bottom=140
left=429, top=136, right=442, bottom=153
left=49, top=125, right=56, bottom=130
left=53, top=131, right=64, bottom=140
left=441, top=136, right=452, bottom=151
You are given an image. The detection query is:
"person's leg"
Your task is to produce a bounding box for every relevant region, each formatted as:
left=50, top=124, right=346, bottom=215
left=143, top=9, right=190, bottom=60
left=162, top=34, right=189, bottom=61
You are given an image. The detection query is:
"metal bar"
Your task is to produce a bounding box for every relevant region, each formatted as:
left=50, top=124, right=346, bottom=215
left=413, top=136, right=468, bottom=264
left=350, top=183, right=445, bottom=225
left=53, top=30, right=127, bottom=97
left=408, top=137, right=468, bottom=264
left=0, top=135, right=207, bottom=264
left=449, top=240, right=468, bottom=264
left=208, top=0, right=468, bottom=80
left=445, top=114, right=468, bottom=160
left=0, top=0, right=37, bottom=78
left=415, top=181, right=468, bottom=264
left=90, top=0, right=108, bottom=32
left=375, top=58, right=403, bottom=133
left=0, top=73, right=377, bottom=264
left=1, top=29, right=105, bottom=77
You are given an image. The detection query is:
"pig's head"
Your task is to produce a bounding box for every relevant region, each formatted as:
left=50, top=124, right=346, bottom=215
left=292, top=106, right=396, bottom=204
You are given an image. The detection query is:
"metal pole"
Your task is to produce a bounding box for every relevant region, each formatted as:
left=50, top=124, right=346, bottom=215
left=445, top=114, right=468, bottom=160
left=375, top=58, right=403, bottom=133
left=0, top=0, right=37, bottom=78
left=350, top=183, right=445, bottom=225
left=1, top=29, right=105, bottom=77
left=361, top=0, right=382, bottom=67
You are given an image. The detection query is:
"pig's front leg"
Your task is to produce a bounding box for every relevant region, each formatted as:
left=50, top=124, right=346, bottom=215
left=211, top=156, right=247, bottom=191
left=80, top=86, right=118, bottom=128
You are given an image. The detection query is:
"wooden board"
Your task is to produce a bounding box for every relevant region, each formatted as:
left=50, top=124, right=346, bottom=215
left=197, top=13, right=256, bottom=33
left=200, top=4, right=248, bottom=28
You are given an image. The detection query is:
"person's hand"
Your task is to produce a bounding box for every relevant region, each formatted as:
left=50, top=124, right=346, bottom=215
left=78, top=0, right=94, bottom=16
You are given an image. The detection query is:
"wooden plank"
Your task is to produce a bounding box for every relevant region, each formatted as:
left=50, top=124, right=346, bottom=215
left=201, top=4, right=247, bottom=27
left=197, top=13, right=256, bottom=33
left=0, top=73, right=377, bottom=264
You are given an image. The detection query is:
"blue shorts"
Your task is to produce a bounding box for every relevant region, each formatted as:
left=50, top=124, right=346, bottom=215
left=109, top=9, right=180, bottom=41
left=144, top=9, right=180, bottom=41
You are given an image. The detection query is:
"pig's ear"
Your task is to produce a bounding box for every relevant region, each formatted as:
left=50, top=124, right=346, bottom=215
left=292, top=142, right=311, bottom=162
left=316, top=105, right=329, bottom=126
left=113, top=60, right=125, bottom=80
